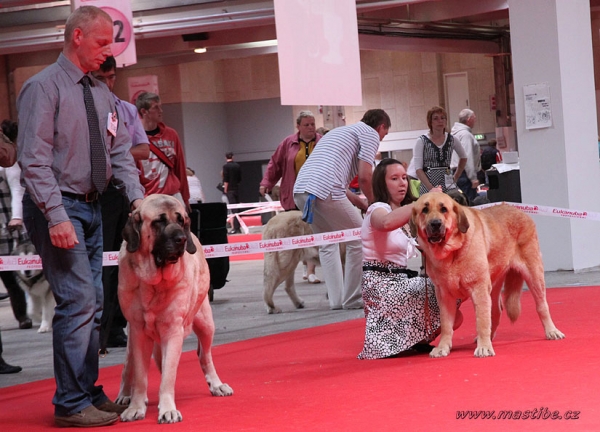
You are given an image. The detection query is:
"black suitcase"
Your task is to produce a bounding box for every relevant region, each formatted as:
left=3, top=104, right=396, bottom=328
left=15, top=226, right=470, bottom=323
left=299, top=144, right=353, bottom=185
left=190, top=202, right=230, bottom=300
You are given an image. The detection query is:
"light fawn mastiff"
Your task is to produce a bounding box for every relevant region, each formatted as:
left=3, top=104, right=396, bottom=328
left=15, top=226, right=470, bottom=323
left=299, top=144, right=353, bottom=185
left=409, top=192, right=564, bottom=358
left=117, top=194, right=232, bottom=423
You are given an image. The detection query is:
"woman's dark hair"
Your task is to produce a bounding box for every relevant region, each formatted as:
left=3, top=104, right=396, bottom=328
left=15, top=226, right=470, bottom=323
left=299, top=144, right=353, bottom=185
left=1, top=119, right=18, bottom=142
left=372, top=158, right=417, bottom=206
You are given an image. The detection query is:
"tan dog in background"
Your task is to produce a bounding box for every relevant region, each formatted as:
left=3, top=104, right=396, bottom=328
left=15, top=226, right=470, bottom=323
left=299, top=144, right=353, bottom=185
left=262, top=210, right=320, bottom=314
left=117, top=194, right=232, bottom=424
left=409, top=192, right=564, bottom=358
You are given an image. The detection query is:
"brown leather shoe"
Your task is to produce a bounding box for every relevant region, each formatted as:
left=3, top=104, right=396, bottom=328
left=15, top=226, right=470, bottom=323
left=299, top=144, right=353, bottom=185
left=54, top=405, right=118, bottom=428
left=96, top=400, right=128, bottom=414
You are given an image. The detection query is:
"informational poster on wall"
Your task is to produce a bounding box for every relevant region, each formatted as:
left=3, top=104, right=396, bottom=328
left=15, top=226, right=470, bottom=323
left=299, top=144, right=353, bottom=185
left=274, top=0, right=362, bottom=106
left=523, top=83, right=552, bottom=130
left=72, top=0, right=137, bottom=67
left=127, top=75, right=159, bottom=105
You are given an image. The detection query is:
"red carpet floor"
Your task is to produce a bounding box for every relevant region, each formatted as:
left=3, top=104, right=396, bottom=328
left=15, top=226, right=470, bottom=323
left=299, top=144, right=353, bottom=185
left=1, top=286, right=599, bottom=431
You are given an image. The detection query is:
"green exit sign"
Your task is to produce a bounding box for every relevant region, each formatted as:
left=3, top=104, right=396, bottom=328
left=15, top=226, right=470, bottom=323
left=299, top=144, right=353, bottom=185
left=474, top=134, right=486, bottom=140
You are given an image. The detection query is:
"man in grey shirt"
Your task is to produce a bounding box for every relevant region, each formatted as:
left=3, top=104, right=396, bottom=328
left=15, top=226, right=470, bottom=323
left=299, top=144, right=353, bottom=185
left=450, top=108, right=480, bottom=203
left=17, top=6, right=144, bottom=428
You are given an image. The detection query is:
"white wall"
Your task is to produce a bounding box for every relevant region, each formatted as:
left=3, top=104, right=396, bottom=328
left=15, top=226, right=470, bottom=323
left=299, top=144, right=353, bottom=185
left=379, top=129, right=429, bottom=153
left=509, top=0, right=600, bottom=271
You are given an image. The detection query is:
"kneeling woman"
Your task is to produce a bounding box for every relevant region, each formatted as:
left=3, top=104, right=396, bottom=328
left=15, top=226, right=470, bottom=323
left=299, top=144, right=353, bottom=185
left=358, top=158, right=461, bottom=359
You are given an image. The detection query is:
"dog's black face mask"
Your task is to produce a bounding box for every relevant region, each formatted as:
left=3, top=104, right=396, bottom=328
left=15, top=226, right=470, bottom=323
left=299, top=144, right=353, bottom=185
left=426, top=218, right=446, bottom=244
left=123, top=199, right=198, bottom=266
left=151, top=212, right=190, bottom=268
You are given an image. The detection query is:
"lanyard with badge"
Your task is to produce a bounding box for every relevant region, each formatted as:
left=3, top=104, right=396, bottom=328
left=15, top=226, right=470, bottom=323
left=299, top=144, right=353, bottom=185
left=301, top=139, right=313, bottom=160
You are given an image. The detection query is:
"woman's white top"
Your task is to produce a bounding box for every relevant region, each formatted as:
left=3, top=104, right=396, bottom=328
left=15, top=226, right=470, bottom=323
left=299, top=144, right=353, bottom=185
left=361, top=202, right=418, bottom=266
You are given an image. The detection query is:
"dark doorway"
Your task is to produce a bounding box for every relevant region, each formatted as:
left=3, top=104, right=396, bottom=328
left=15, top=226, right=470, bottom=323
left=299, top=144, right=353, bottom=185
left=236, top=159, right=269, bottom=205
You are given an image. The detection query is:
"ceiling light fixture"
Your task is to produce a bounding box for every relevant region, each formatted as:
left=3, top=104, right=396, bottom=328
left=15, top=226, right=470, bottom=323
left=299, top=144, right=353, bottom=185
left=244, top=39, right=278, bottom=48
left=191, top=40, right=277, bottom=55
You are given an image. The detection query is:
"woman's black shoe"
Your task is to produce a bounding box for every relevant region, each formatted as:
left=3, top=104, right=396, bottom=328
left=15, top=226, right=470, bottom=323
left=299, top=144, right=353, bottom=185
left=411, top=343, right=435, bottom=353
left=0, top=292, right=9, bottom=301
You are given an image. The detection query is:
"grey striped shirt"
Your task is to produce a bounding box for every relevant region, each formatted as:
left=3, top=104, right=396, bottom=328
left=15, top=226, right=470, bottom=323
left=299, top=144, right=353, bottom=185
left=294, top=122, right=380, bottom=200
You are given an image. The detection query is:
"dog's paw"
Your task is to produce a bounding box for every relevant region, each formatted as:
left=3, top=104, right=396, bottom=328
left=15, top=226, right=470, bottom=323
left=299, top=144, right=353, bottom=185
left=158, top=409, right=182, bottom=424
left=294, top=300, right=305, bottom=309
left=120, top=405, right=146, bottom=422
left=210, top=383, right=233, bottom=397
left=267, top=306, right=282, bottom=314
left=474, top=346, right=495, bottom=357
left=38, top=323, right=52, bottom=333
left=115, top=395, right=131, bottom=405
left=546, top=329, right=565, bottom=340
left=430, top=346, right=450, bottom=358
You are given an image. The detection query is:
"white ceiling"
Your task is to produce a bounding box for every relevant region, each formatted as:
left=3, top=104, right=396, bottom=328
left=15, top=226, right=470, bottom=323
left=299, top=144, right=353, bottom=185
left=6, top=0, right=600, bottom=70
left=0, top=0, right=517, bottom=69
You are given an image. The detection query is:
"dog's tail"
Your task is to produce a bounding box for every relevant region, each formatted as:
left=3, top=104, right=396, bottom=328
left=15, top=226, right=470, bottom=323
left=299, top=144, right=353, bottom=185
left=503, top=269, right=523, bottom=323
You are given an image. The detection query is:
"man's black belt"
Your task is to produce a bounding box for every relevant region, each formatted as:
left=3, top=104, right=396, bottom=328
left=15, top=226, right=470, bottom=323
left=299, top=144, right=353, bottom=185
left=61, top=191, right=100, bottom=202
left=362, top=265, right=418, bottom=277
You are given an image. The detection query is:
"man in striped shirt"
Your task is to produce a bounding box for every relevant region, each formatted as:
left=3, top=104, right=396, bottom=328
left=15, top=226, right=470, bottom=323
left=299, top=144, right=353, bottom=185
left=294, top=109, right=390, bottom=310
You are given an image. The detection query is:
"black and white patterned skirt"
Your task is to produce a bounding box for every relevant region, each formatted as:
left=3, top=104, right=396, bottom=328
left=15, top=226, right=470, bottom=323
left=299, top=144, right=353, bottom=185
left=358, top=260, right=441, bottom=360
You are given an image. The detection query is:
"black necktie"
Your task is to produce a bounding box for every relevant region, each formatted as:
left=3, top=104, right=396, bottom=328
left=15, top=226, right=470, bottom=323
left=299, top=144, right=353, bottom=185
left=81, top=75, right=106, bottom=193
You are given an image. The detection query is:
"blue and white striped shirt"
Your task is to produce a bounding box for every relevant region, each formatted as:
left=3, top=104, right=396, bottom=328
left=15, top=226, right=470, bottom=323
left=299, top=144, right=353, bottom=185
left=293, top=122, right=380, bottom=200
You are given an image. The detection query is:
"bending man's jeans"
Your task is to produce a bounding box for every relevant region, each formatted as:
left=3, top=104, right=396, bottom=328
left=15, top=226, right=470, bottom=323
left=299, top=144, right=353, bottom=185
left=23, top=194, right=110, bottom=416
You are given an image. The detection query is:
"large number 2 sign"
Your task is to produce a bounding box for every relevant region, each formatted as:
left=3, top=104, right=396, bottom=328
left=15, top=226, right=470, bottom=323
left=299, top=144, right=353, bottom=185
left=102, top=6, right=133, bottom=57
left=114, top=19, right=126, bottom=44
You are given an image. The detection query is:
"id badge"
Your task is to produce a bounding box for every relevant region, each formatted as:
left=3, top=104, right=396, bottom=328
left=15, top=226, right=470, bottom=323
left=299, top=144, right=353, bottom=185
left=107, top=112, right=118, bottom=137
left=444, top=174, right=454, bottom=188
